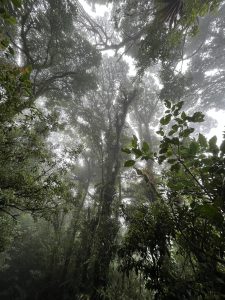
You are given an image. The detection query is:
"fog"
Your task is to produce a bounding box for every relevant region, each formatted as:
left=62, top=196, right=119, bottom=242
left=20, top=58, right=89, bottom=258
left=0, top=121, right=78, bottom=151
left=0, top=1, right=225, bottom=299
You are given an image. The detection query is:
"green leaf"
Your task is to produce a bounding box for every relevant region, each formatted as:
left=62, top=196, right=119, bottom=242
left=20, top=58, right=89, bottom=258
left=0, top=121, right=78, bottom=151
left=166, top=149, right=173, bottom=157
left=156, top=130, right=164, bottom=136
left=168, top=130, right=175, bottom=136
left=172, top=124, right=179, bottom=132
left=189, top=141, right=199, bottom=156
left=6, top=16, right=17, bottom=25
left=175, top=118, right=183, bottom=125
left=164, top=100, right=171, bottom=108
left=198, top=133, right=207, bottom=148
left=122, top=148, right=131, bottom=154
left=188, top=111, right=205, bottom=123
left=180, top=128, right=194, bottom=137
left=160, top=114, right=171, bottom=125
left=173, top=109, right=180, bottom=116
left=159, top=141, right=170, bottom=153
left=195, top=204, right=223, bottom=224
left=171, top=163, right=180, bottom=172
left=124, top=160, right=135, bottom=167
left=170, top=137, right=179, bottom=145
left=209, top=136, right=219, bottom=155
left=220, top=140, right=225, bottom=154
left=175, top=101, right=184, bottom=111
left=132, top=148, right=142, bottom=158
left=12, top=0, right=22, bottom=7
left=131, top=135, right=138, bottom=148
left=181, top=112, right=186, bottom=120
left=142, top=141, right=149, bottom=153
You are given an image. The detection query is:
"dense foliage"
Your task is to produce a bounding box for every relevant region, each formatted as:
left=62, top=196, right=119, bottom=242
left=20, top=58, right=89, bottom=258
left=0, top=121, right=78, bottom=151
left=0, top=0, right=224, bottom=300
left=121, top=102, right=225, bottom=299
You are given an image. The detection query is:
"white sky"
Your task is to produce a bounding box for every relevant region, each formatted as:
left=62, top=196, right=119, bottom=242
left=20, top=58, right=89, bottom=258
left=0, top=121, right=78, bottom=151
left=80, top=0, right=111, bottom=17
left=207, top=109, right=225, bottom=144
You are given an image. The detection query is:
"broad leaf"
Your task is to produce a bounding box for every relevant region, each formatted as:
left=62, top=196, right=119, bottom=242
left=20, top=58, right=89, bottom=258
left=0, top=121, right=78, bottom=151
left=124, top=160, right=135, bottom=167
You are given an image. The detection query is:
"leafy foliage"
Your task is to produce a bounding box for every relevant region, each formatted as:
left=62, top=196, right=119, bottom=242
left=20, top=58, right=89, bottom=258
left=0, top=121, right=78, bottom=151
left=0, top=1, right=75, bottom=253
left=0, top=0, right=21, bottom=56
left=105, top=0, right=221, bottom=71
left=121, top=101, right=225, bottom=299
left=0, top=1, right=225, bottom=300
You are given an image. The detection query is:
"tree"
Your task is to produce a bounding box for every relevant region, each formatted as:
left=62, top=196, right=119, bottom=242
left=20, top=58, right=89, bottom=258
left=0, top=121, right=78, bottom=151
left=0, top=0, right=76, bottom=252
left=62, top=55, right=138, bottom=299
left=86, top=0, right=220, bottom=71
left=120, top=101, right=225, bottom=299
left=1, top=1, right=225, bottom=299
left=5, top=0, right=101, bottom=103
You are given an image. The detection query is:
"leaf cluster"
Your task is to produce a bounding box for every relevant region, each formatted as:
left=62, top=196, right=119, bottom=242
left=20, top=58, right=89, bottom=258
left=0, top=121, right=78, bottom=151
left=121, top=101, right=225, bottom=298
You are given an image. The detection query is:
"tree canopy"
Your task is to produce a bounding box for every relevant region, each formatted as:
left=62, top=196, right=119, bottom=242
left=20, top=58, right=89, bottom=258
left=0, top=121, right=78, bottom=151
left=0, top=0, right=224, bottom=299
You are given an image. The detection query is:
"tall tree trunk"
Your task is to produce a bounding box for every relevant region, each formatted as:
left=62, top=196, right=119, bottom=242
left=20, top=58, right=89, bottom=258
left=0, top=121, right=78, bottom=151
left=61, top=184, right=89, bottom=283
left=87, top=90, right=137, bottom=299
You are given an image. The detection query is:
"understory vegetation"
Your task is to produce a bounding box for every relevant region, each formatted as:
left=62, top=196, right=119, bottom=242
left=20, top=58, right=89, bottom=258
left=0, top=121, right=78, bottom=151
left=0, top=0, right=224, bottom=299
